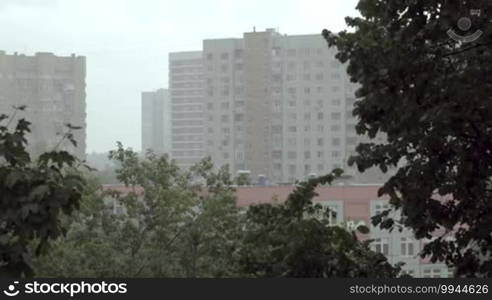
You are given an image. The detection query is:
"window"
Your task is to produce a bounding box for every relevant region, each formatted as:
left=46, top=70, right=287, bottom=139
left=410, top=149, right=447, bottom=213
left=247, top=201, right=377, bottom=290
left=317, top=112, right=324, bottom=120
left=315, top=202, right=342, bottom=226
left=289, top=164, right=296, bottom=174
left=347, top=137, right=357, bottom=145
left=331, top=112, right=341, bottom=120
left=304, top=151, right=311, bottom=159
left=331, top=138, right=340, bottom=146
left=234, top=49, right=243, bottom=59
left=330, top=124, right=340, bottom=132
left=374, top=201, right=390, bottom=216
left=317, top=138, right=324, bottom=146
left=371, top=238, right=390, bottom=255
left=423, top=268, right=443, bottom=278
left=288, top=151, right=297, bottom=159
left=317, top=151, right=324, bottom=158
left=304, top=113, right=311, bottom=121
left=288, top=126, right=297, bottom=133
left=221, top=53, right=229, bottom=60
left=401, top=237, right=415, bottom=257
left=206, top=53, right=213, bottom=60
left=234, top=114, right=244, bottom=122
left=332, top=151, right=340, bottom=158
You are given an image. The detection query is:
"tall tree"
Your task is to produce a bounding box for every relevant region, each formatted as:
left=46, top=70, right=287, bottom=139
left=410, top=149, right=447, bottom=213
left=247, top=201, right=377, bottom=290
left=34, top=146, right=244, bottom=277
left=324, top=1, right=492, bottom=277
left=0, top=107, right=86, bottom=277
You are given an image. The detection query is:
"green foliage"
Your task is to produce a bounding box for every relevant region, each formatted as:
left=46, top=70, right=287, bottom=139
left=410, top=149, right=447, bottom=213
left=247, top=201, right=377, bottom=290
left=239, top=169, right=400, bottom=277
left=324, top=1, right=492, bottom=277
left=0, top=107, right=85, bottom=277
left=235, top=172, right=251, bottom=186
left=34, top=145, right=244, bottom=277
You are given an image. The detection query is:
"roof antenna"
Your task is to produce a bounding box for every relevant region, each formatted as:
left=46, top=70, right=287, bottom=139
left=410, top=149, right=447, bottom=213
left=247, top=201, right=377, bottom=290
left=253, top=26, right=256, bottom=32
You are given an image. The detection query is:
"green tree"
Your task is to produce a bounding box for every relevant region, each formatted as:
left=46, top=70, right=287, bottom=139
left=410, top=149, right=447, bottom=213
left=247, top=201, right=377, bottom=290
left=0, top=107, right=86, bottom=277
left=239, top=170, right=400, bottom=277
left=324, top=1, right=492, bottom=277
left=34, top=145, right=244, bottom=277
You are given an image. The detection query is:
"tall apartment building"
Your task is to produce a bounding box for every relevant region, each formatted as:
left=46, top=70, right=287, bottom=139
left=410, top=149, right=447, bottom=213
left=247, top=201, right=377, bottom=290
left=168, top=52, right=205, bottom=168
left=201, top=29, right=358, bottom=183
left=0, top=51, right=86, bottom=159
left=170, top=29, right=392, bottom=184
left=141, top=88, right=171, bottom=155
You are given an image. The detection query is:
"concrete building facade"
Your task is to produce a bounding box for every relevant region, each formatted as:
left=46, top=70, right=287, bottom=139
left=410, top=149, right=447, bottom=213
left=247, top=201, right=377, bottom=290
left=169, top=29, right=392, bottom=184
left=141, top=88, right=171, bottom=155
left=168, top=51, right=205, bottom=168
left=201, top=29, right=360, bottom=183
left=0, top=51, right=86, bottom=158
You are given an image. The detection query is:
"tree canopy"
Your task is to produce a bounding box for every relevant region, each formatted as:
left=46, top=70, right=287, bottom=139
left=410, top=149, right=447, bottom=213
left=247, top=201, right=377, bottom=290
left=324, top=0, right=492, bottom=277
left=0, top=107, right=86, bottom=277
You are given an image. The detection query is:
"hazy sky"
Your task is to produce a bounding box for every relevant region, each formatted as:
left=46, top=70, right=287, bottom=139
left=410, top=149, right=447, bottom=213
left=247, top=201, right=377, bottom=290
left=0, top=0, right=359, bottom=153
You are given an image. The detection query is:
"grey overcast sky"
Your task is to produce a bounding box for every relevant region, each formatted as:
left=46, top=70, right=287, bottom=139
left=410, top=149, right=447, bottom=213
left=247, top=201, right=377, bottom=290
left=0, top=0, right=359, bottom=153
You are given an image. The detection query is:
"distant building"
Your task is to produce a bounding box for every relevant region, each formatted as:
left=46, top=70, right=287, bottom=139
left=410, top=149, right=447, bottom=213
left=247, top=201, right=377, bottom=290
left=0, top=51, right=86, bottom=159
left=141, top=88, right=171, bottom=155
left=168, top=51, right=205, bottom=168
left=169, top=29, right=392, bottom=184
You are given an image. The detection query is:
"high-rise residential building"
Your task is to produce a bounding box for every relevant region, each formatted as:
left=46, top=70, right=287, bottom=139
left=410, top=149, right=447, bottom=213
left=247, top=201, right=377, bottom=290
left=169, top=29, right=391, bottom=184
left=168, top=51, right=205, bottom=169
left=0, top=51, right=86, bottom=159
left=141, top=88, right=171, bottom=155
left=201, top=29, right=357, bottom=183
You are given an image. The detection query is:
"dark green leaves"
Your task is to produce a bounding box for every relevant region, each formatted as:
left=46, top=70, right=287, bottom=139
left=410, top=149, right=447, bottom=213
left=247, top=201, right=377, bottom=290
left=0, top=108, right=85, bottom=277
left=326, top=0, right=492, bottom=277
